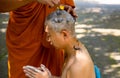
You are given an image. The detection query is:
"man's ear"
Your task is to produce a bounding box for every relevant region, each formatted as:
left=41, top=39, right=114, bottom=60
left=61, top=29, right=69, bottom=39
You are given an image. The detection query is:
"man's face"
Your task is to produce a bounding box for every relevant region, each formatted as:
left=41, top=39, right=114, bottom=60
left=45, top=26, right=65, bottom=49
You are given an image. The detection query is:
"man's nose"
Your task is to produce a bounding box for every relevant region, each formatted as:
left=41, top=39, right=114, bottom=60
left=45, top=26, right=48, bottom=32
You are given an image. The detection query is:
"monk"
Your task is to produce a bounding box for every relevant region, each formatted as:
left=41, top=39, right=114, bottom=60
left=23, top=9, right=100, bottom=78
left=0, top=0, right=77, bottom=78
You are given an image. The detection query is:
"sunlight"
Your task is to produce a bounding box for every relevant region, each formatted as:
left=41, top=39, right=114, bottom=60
left=2, top=21, right=8, bottom=24
left=110, top=53, right=120, bottom=64
left=75, top=24, right=120, bottom=39
left=0, top=28, right=6, bottom=33
left=104, top=68, right=114, bottom=74
left=92, top=28, right=120, bottom=36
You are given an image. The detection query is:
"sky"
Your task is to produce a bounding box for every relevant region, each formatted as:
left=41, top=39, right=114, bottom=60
left=93, top=0, right=120, bottom=4
left=77, top=0, right=120, bottom=4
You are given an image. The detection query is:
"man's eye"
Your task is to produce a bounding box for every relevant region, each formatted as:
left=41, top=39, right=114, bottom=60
left=47, top=34, right=51, bottom=37
left=46, top=34, right=51, bottom=42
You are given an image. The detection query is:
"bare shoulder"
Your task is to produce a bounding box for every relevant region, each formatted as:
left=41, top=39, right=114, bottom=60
left=75, top=49, right=92, bottom=63
left=75, top=41, right=94, bottom=65
left=67, top=51, right=95, bottom=78
left=65, top=41, right=95, bottom=78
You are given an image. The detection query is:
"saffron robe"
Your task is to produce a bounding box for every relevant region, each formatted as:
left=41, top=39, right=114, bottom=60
left=6, top=0, right=75, bottom=78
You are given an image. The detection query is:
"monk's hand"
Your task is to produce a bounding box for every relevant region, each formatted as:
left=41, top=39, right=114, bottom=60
left=37, top=0, right=60, bottom=7
left=23, top=64, right=51, bottom=78
left=63, top=5, right=78, bottom=19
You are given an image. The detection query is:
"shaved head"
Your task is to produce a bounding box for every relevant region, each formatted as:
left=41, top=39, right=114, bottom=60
left=45, top=10, right=75, bottom=36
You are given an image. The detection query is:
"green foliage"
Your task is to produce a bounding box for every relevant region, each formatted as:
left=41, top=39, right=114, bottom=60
left=0, top=52, right=7, bottom=61
left=109, top=57, right=117, bottom=64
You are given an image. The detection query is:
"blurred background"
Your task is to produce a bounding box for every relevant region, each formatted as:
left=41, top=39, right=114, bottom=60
left=0, top=0, right=120, bottom=78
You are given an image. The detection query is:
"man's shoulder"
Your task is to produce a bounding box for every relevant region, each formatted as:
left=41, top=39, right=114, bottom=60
left=75, top=50, right=91, bottom=62
left=68, top=53, right=89, bottom=66
left=70, top=50, right=94, bottom=70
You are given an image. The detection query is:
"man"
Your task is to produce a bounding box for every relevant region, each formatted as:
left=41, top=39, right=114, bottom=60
left=0, top=0, right=77, bottom=78
left=23, top=9, right=98, bottom=78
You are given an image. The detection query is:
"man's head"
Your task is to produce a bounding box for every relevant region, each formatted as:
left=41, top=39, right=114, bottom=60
left=45, top=10, right=75, bottom=36
left=45, top=10, right=75, bottom=48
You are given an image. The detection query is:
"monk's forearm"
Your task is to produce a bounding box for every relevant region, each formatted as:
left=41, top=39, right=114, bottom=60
left=0, top=0, right=36, bottom=12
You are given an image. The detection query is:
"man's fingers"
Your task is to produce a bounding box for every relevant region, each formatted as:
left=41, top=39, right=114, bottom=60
left=40, top=64, right=51, bottom=76
left=23, top=66, right=36, bottom=75
left=23, top=66, right=45, bottom=78
left=23, top=69, right=35, bottom=78
left=23, top=66, right=37, bottom=72
left=41, top=64, right=45, bottom=68
left=23, top=66, right=43, bottom=74
left=40, top=64, right=46, bottom=72
left=25, top=73, right=35, bottom=78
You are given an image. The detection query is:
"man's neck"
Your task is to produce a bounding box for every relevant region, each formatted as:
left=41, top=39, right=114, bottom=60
left=64, top=38, right=80, bottom=60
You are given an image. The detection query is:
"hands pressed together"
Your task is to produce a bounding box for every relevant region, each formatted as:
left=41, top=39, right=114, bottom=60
left=23, top=64, right=51, bottom=78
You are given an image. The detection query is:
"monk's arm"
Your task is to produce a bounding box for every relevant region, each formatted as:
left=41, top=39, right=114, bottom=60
left=0, top=0, right=36, bottom=12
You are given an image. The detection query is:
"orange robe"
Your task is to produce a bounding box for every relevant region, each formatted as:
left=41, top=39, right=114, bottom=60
left=6, top=0, right=75, bottom=78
